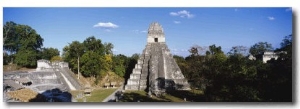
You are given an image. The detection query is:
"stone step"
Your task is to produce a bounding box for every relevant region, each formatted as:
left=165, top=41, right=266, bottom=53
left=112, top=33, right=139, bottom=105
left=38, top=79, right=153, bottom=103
left=127, top=79, right=140, bottom=85
left=125, top=85, right=139, bottom=90
left=130, top=74, right=141, bottom=79
left=135, top=64, right=142, bottom=69
left=139, top=79, right=147, bottom=85
left=137, top=60, right=143, bottom=65
left=132, top=68, right=141, bottom=74
left=142, top=63, right=149, bottom=66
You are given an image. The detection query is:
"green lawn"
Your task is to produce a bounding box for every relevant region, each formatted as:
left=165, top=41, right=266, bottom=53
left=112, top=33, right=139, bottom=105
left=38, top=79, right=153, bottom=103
left=70, top=88, right=117, bottom=102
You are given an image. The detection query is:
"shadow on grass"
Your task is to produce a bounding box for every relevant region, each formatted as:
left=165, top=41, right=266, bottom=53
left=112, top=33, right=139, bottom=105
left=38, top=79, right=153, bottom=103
left=121, top=91, right=168, bottom=102
left=165, top=90, right=205, bottom=102
left=29, top=88, right=72, bottom=102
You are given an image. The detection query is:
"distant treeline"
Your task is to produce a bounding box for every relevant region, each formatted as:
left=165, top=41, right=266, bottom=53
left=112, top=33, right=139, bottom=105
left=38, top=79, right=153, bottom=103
left=174, top=34, right=292, bottom=101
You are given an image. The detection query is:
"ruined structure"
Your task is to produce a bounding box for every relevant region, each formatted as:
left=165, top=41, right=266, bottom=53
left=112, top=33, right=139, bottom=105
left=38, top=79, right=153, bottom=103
left=262, top=51, right=287, bottom=63
left=4, top=60, right=80, bottom=102
left=36, top=59, right=69, bottom=71
left=125, top=22, right=190, bottom=96
left=249, top=51, right=287, bottom=63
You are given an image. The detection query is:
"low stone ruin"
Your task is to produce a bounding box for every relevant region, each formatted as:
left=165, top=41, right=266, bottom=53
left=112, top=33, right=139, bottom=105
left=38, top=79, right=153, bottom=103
left=36, top=59, right=69, bottom=71
left=3, top=59, right=80, bottom=102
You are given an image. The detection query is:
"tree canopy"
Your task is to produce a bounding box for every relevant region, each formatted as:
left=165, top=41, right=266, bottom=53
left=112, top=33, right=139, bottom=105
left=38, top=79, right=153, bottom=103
left=62, top=36, right=114, bottom=81
left=40, top=47, right=60, bottom=60
left=174, top=34, right=292, bottom=101
left=3, top=21, right=45, bottom=67
left=249, top=42, right=273, bottom=56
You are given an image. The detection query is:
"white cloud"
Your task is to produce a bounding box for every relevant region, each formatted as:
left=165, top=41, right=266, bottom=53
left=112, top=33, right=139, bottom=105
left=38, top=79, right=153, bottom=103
left=285, top=7, right=292, bottom=12
left=169, top=10, right=195, bottom=18
left=268, top=16, right=275, bottom=21
left=174, top=21, right=181, bottom=24
left=170, top=12, right=178, bottom=16
left=93, top=22, right=119, bottom=28
left=132, top=30, right=147, bottom=34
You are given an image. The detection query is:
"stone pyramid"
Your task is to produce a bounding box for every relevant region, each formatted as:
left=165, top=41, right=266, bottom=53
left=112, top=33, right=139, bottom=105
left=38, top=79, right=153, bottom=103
left=124, top=22, right=190, bottom=96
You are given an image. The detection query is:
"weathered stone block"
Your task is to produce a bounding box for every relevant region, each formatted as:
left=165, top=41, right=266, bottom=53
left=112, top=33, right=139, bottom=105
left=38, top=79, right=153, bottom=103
left=130, top=74, right=141, bottom=79
left=132, top=68, right=141, bottom=74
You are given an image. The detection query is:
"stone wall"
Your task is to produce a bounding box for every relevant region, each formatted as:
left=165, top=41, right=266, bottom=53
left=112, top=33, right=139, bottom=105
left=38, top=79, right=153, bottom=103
left=36, top=60, right=69, bottom=71
left=37, top=59, right=52, bottom=71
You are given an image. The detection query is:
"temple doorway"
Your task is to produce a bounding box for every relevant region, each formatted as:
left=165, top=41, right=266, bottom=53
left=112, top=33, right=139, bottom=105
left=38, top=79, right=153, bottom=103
left=154, top=38, right=158, bottom=42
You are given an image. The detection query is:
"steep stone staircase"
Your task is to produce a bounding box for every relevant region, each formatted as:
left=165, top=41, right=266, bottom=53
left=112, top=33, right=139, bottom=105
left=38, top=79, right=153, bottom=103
left=125, top=43, right=190, bottom=95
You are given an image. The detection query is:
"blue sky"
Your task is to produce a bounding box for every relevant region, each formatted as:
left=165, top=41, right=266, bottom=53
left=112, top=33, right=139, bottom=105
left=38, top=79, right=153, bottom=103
left=3, top=7, right=292, bottom=57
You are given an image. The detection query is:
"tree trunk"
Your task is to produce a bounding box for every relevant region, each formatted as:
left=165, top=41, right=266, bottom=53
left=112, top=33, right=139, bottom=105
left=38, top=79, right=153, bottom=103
left=10, top=51, right=14, bottom=64
left=78, top=56, right=80, bottom=79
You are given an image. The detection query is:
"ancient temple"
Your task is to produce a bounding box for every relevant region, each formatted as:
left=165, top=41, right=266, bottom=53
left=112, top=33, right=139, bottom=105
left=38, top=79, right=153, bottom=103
left=124, top=22, right=190, bottom=96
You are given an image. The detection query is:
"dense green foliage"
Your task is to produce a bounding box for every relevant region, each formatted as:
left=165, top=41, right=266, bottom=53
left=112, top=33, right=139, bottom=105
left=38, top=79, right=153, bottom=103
left=3, top=21, right=56, bottom=67
left=62, top=36, right=117, bottom=82
left=80, top=51, right=102, bottom=77
left=62, top=36, right=140, bottom=84
left=50, top=56, right=63, bottom=62
left=112, top=54, right=127, bottom=77
left=39, top=47, right=60, bottom=60
left=175, top=34, right=292, bottom=101
left=62, top=41, right=84, bottom=76
left=112, top=53, right=140, bottom=81
left=249, top=42, right=273, bottom=56
left=3, top=21, right=63, bottom=67
left=63, top=37, right=105, bottom=78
